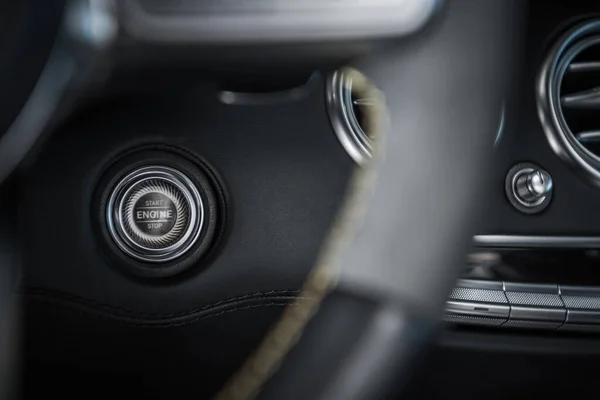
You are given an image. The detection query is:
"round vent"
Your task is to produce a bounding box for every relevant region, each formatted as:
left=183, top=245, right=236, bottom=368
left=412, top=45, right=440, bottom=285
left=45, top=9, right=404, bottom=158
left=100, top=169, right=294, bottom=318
left=538, top=20, right=600, bottom=185
left=328, top=68, right=505, bottom=164
left=326, top=68, right=383, bottom=164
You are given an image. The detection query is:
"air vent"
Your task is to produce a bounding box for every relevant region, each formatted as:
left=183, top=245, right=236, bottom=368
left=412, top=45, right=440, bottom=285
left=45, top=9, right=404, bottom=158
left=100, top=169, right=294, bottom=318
left=328, top=68, right=505, bottom=164
left=326, top=68, right=383, bottom=164
left=538, top=20, right=600, bottom=185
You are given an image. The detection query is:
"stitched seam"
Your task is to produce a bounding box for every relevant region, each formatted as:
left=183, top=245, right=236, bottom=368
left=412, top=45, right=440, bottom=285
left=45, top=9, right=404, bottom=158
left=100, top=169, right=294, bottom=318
left=32, top=300, right=301, bottom=329
left=23, top=287, right=303, bottom=318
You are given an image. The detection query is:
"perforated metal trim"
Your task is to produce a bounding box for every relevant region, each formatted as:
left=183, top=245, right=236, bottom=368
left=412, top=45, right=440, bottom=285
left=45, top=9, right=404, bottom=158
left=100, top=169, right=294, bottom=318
left=445, top=280, right=600, bottom=333
left=449, top=287, right=507, bottom=304
left=444, top=314, right=505, bottom=327
left=561, top=296, right=600, bottom=310
left=506, top=292, right=563, bottom=308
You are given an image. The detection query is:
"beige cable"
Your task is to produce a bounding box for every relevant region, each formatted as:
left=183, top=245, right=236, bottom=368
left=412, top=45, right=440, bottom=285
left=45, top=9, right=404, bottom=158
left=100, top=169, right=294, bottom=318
left=217, top=68, right=388, bottom=400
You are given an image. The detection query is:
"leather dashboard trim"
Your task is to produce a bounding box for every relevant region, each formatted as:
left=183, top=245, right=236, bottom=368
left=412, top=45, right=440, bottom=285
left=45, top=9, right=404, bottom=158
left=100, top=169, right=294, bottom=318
left=23, top=287, right=306, bottom=328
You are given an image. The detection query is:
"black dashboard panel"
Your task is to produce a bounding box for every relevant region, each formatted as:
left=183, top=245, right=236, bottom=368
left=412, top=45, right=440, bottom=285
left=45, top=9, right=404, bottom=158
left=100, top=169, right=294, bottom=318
left=481, top=0, right=600, bottom=235
left=21, top=78, right=357, bottom=398
left=17, top=2, right=600, bottom=398
left=19, top=78, right=352, bottom=315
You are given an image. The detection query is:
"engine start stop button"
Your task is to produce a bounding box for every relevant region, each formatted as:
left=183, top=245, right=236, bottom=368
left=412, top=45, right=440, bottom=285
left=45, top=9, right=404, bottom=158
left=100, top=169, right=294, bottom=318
left=106, top=166, right=204, bottom=263
left=133, top=192, right=178, bottom=237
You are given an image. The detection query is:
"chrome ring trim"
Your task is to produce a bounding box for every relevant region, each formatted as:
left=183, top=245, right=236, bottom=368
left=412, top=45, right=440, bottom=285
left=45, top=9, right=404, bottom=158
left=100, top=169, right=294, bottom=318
left=326, top=69, right=374, bottom=164
left=537, top=20, right=600, bottom=186
left=106, top=166, right=204, bottom=263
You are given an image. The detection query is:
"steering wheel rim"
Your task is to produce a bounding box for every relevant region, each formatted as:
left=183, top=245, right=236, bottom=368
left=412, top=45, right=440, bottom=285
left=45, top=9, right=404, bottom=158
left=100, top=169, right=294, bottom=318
left=217, top=1, right=517, bottom=399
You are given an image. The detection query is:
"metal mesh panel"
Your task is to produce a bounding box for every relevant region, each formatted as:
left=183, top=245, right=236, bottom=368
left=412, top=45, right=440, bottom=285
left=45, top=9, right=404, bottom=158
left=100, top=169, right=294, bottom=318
left=444, top=314, right=505, bottom=327
left=449, top=287, right=507, bottom=304
left=506, top=291, right=563, bottom=307
left=561, top=296, right=600, bottom=310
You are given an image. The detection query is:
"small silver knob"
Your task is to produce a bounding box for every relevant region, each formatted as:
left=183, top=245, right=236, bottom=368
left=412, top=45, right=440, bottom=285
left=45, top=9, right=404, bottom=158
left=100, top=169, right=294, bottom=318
left=506, top=163, right=553, bottom=214
left=515, top=170, right=553, bottom=203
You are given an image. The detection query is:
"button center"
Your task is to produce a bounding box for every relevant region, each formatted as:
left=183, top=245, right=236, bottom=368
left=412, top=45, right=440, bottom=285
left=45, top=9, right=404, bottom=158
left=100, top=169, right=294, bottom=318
left=133, top=192, right=178, bottom=236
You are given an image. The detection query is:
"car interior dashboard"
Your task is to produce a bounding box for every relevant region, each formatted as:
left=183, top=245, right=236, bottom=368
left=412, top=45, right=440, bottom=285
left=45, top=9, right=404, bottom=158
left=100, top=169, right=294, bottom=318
left=4, top=0, right=600, bottom=398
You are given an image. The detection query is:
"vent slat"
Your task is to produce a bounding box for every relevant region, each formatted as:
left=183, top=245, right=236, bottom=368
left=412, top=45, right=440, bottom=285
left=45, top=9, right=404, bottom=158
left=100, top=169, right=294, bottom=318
left=568, top=61, right=600, bottom=73
left=352, top=98, right=377, bottom=106
left=561, top=87, right=600, bottom=109
left=576, top=131, right=600, bottom=142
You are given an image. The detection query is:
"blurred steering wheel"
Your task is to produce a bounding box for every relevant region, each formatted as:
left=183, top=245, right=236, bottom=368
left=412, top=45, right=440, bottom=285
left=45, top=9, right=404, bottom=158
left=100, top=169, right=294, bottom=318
left=0, top=1, right=516, bottom=399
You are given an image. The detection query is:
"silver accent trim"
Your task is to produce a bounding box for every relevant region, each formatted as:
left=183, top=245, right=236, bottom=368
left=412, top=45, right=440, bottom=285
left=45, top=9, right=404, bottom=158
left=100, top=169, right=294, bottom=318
left=561, top=86, right=600, bottom=109
left=328, top=68, right=502, bottom=164
left=510, top=306, right=565, bottom=322
left=565, top=310, right=600, bottom=325
left=576, top=131, right=600, bottom=142
left=120, top=0, right=439, bottom=44
left=106, top=166, right=204, bottom=263
left=504, top=282, right=559, bottom=294
left=537, top=20, right=600, bottom=186
left=446, top=301, right=509, bottom=319
left=473, top=235, right=600, bottom=249
left=326, top=69, right=375, bottom=164
left=505, top=163, right=553, bottom=214
left=560, top=285, right=600, bottom=298
left=511, top=167, right=546, bottom=207
left=444, top=279, right=600, bottom=333
left=493, top=105, right=506, bottom=147
left=568, top=61, right=600, bottom=72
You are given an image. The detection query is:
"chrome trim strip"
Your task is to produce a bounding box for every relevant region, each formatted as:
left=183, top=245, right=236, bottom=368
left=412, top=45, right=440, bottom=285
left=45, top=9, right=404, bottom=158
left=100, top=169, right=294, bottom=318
left=446, top=300, right=509, bottom=319
left=510, top=306, right=565, bottom=322
left=566, top=310, right=600, bottom=325
left=473, top=235, right=600, bottom=248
